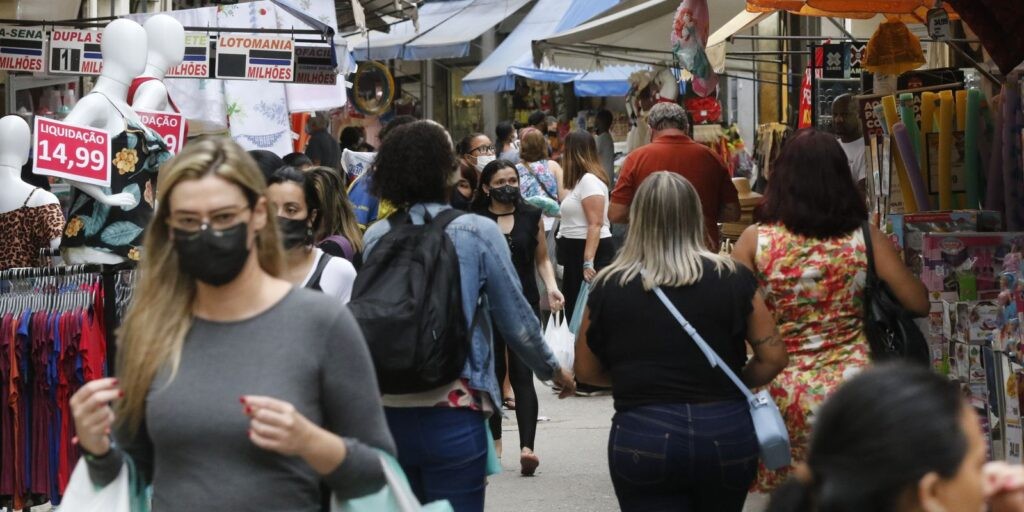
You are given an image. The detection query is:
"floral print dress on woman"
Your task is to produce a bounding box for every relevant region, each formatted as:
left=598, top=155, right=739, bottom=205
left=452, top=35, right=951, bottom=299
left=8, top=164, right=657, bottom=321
left=63, top=121, right=171, bottom=261
left=751, top=223, right=871, bottom=493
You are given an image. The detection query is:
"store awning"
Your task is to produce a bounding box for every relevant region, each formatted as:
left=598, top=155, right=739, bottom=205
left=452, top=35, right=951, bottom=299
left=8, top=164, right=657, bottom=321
left=575, top=65, right=649, bottom=96
left=461, top=0, right=621, bottom=95
left=706, top=10, right=775, bottom=73
left=402, top=0, right=533, bottom=60
left=347, top=0, right=473, bottom=61
left=337, top=0, right=422, bottom=34
left=532, top=0, right=679, bottom=71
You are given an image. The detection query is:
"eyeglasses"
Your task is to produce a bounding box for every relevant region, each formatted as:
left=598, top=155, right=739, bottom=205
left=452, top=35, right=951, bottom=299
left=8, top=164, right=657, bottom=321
left=168, top=206, right=251, bottom=234
left=470, top=145, right=496, bottom=155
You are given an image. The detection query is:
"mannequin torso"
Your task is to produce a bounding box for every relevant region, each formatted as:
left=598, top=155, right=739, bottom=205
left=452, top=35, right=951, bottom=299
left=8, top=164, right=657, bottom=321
left=129, top=15, right=185, bottom=113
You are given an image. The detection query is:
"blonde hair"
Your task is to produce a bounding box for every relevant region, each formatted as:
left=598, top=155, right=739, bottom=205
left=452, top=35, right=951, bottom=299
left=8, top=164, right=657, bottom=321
left=305, top=166, right=364, bottom=252
left=595, top=172, right=734, bottom=290
left=115, top=137, right=284, bottom=433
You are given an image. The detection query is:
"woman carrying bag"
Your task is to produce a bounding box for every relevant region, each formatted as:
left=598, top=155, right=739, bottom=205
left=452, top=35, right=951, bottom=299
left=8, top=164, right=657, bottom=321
left=68, top=138, right=395, bottom=510
left=575, top=172, right=788, bottom=512
left=471, top=159, right=565, bottom=476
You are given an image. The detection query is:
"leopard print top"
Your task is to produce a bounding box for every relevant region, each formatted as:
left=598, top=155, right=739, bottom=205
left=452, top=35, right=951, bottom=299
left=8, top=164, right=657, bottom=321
left=0, top=188, right=65, bottom=270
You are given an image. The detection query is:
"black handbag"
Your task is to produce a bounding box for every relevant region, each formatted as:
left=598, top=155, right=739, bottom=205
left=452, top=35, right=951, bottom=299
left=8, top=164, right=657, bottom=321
left=861, top=223, right=930, bottom=365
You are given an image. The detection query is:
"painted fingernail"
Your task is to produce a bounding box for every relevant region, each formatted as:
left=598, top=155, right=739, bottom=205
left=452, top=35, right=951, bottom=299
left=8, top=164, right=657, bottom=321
left=239, top=396, right=246, bottom=404
left=244, top=406, right=253, bottom=414
left=72, top=436, right=79, bottom=446
left=118, top=390, right=125, bottom=398
left=111, top=378, right=119, bottom=385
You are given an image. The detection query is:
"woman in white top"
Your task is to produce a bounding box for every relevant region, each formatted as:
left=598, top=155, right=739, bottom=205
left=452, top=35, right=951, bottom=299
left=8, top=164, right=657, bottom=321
left=557, top=130, right=614, bottom=321
left=267, top=166, right=357, bottom=302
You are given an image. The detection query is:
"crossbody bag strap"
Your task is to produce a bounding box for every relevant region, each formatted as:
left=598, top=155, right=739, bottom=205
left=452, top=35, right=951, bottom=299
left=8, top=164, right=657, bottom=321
left=861, top=222, right=878, bottom=287
left=651, top=285, right=756, bottom=402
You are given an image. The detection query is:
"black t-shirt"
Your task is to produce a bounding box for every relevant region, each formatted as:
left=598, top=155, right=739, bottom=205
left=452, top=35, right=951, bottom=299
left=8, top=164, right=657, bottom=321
left=480, top=204, right=542, bottom=306
left=304, top=129, right=341, bottom=170
left=586, top=259, right=758, bottom=410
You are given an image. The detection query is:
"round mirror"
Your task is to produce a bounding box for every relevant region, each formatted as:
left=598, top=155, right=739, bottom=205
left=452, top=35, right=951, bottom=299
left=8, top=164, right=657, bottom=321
left=353, top=61, right=395, bottom=116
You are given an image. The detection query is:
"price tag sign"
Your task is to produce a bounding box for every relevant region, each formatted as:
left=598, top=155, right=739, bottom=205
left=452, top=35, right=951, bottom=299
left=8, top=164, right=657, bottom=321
left=0, top=25, right=45, bottom=72
left=33, top=117, right=111, bottom=186
left=167, top=33, right=211, bottom=78
left=49, top=28, right=103, bottom=75
left=294, top=44, right=337, bottom=85
left=135, top=108, right=185, bottom=154
left=215, top=35, right=294, bottom=82
left=927, top=8, right=951, bottom=41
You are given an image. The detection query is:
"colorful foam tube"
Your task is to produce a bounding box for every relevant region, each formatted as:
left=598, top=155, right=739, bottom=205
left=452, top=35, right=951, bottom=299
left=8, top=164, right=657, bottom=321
left=937, top=90, right=955, bottom=210
left=963, top=89, right=982, bottom=208
left=899, top=93, right=923, bottom=169
left=956, top=90, right=968, bottom=131
left=920, top=92, right=938, bottom=134
left=882, top=95, right=918, bottom=212
left=893, top=122, right=931, bottom=210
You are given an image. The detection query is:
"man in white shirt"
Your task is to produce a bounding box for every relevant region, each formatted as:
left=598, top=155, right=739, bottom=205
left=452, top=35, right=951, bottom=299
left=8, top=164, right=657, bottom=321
left=832, top=94, right=867, bottom=193
left=594, top=109, right=616, bottom=179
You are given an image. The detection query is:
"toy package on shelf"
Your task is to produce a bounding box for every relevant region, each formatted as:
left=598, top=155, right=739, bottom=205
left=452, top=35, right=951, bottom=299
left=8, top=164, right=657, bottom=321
left=888, top=210, right=1003, bottom=265
left=943, top=300, right=1003, bottom=345
left=919, top=233, right=1024, bottom=300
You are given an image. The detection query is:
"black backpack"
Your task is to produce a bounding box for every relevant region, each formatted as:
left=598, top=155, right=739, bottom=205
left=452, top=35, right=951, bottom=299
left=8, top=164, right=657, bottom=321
left=349, top=209, right=473, bottom=394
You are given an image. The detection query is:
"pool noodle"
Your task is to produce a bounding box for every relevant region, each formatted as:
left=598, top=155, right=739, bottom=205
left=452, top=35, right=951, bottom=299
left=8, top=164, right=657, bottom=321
left=882, top=95, right=918, bottom=212
left=956, top=90, right=968, bottom=131
left=898, top=93, right=923, bottom=177
left=893, top=122, right=931, bottom=210
left=938, top=90, right=955, bottom=210
left=920, top=92, right=938, bottom=134
left=964, top=89, right=981, bottom=208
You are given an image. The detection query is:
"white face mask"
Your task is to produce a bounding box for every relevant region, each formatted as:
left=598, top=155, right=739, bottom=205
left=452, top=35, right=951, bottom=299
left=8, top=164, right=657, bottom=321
left=475, top=155, right=496, bottom=172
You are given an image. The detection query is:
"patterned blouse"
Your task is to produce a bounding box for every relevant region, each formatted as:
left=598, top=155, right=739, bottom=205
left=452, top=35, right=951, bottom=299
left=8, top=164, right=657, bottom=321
left=0, top=189, right=64, bottom=270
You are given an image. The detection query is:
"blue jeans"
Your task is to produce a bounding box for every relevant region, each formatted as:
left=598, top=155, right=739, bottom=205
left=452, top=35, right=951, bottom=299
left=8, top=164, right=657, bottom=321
left=385, top=407, right=488, bottom=512
left=608, top=401, right=758, bottom=512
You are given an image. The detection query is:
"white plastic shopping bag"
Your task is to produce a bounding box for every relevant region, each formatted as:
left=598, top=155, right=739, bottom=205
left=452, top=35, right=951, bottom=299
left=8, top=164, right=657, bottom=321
left=544, top=312, right=575, bottom=371
left=61, top=455, right=147, bottom=512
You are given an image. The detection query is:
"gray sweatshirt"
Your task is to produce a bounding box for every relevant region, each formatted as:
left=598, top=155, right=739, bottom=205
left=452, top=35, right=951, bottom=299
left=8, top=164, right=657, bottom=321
left=86, top=288, right=396, bottom=511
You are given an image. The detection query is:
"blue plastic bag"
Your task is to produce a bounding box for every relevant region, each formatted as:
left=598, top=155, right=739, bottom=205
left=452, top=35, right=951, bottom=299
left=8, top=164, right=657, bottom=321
left=569, top=281, right=590, bottom=335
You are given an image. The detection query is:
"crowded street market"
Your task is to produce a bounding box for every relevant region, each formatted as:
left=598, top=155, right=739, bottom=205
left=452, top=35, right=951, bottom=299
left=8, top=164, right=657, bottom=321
left=0, top=0, right=1022, bottom=510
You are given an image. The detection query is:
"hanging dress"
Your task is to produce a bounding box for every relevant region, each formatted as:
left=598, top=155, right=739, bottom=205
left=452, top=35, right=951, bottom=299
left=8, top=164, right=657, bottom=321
left=62, top=116, right=171, bottom=261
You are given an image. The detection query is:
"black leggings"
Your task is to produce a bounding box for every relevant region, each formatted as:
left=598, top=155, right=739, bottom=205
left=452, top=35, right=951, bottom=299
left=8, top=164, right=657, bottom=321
left=489, top=306, right=540, bottom=450
left=557, top=236, right=616, bottom=325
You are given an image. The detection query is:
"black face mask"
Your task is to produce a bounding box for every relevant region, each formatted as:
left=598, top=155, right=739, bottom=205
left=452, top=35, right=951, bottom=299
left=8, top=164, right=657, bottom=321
left=278, top=216, right=312, bottom=250
left=173, top=223, right=252, bottom=287
left=489, top=185, right=519, bottom=205
left=451, top=191, right=472, bottom=211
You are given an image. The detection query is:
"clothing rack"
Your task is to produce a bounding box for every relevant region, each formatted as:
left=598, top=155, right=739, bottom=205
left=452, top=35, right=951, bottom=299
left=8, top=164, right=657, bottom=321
left=0, top=261, right=135, bottom=376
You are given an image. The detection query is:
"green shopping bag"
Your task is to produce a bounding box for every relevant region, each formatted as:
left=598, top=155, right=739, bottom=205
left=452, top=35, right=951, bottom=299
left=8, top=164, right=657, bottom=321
left=334, top=451, right=453, bottom=512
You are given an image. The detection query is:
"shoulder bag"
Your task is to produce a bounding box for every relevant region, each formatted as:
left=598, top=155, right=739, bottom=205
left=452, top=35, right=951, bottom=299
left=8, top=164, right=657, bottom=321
left=860, top=223, right=930, bottom=365
left=651, top=285, right=792, bottom=470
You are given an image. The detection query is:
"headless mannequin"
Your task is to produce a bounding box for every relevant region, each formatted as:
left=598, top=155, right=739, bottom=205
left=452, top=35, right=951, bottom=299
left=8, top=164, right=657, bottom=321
left=130, top=15, right=185, bottom=112
left=63, top=19, right=148, bottom=264
left=0, top=115, right=61, bottom=250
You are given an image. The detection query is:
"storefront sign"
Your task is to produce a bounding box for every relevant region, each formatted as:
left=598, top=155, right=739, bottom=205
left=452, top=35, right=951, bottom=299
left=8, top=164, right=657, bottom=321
left=135, top=109, right=185, bottom=154
left=823, top=43, right=845, bottom=79
left=294, top=44, right=337, bottom=85
left=848, top=43, right=866, bottom=78
left=0, top=25, right=45, bottom=72
left=798, top=47, right=823, bottom=128
left=215, top=35, right=294, bottom=82
left=167, top=33, right=210, bottom=78
left=32, top=117, right=111, bottom=186
left=49, top=29, right=103, bottom=75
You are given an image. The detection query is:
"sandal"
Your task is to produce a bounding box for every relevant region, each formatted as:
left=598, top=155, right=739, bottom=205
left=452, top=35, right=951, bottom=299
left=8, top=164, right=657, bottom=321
left=503, top=398, right=516, bottom=410
left=520, top=451, right=539, bottom=476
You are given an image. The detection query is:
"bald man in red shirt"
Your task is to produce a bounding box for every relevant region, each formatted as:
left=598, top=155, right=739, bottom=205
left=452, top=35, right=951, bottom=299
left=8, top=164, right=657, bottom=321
left=609, top=103, right=739, bottom=251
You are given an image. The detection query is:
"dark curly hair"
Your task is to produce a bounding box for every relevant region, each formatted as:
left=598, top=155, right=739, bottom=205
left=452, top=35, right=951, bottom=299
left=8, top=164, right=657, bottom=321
left=756, top=128, right=867, bottom=239
left=370, top=121, right=457, bottom=206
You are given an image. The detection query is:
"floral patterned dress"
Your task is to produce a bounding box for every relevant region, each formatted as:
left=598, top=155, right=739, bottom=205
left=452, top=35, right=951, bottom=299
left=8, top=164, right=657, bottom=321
left=752, top=223, right=871, bottom=492
left=63, top=121, right=171, bottom=261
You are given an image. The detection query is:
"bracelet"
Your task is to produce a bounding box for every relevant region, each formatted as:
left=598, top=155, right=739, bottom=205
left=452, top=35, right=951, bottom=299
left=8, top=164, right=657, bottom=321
left=583, top=260, right=595, bottom=270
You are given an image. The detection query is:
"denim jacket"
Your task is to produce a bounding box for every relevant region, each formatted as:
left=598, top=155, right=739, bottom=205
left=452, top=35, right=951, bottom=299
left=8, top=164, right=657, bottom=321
left=363, top=202, right=561, bottom=409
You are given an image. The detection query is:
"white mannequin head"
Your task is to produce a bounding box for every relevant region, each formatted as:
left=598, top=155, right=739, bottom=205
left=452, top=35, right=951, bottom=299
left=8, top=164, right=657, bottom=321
left=143, top=14, right=185, bottom=76
left=100, top=19, right=148, bottom=86
left=0, top=115, right=31, bottom=170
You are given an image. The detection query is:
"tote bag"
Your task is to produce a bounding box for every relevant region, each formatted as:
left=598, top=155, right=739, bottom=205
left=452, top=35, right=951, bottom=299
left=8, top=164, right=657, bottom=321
left=652, top=285, right=792, bottom=470
left=335, top=452, right=453, bottom=512
left=60, top=454, right=149, bottom=512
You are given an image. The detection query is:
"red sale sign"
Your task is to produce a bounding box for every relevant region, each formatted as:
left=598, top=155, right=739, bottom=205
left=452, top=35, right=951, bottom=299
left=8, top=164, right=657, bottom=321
left=135, top=109, right=185, bottom=154
left=32, top=117, right=111, bottom=186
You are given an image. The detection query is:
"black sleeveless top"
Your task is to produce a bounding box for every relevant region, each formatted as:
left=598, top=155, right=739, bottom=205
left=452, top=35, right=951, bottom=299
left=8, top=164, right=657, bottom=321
left=480, top=204, right=542, bottom=306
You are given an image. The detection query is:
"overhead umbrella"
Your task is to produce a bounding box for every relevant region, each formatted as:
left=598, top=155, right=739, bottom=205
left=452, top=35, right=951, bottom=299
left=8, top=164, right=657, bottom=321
left=745, top=0, right=957, bottom=22
left=945, top=0, right=1024, bottom=74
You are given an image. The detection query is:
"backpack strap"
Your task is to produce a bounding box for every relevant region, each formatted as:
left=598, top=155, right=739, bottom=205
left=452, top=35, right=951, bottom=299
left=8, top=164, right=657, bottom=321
left=305, top=252, right=333, bottom=292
